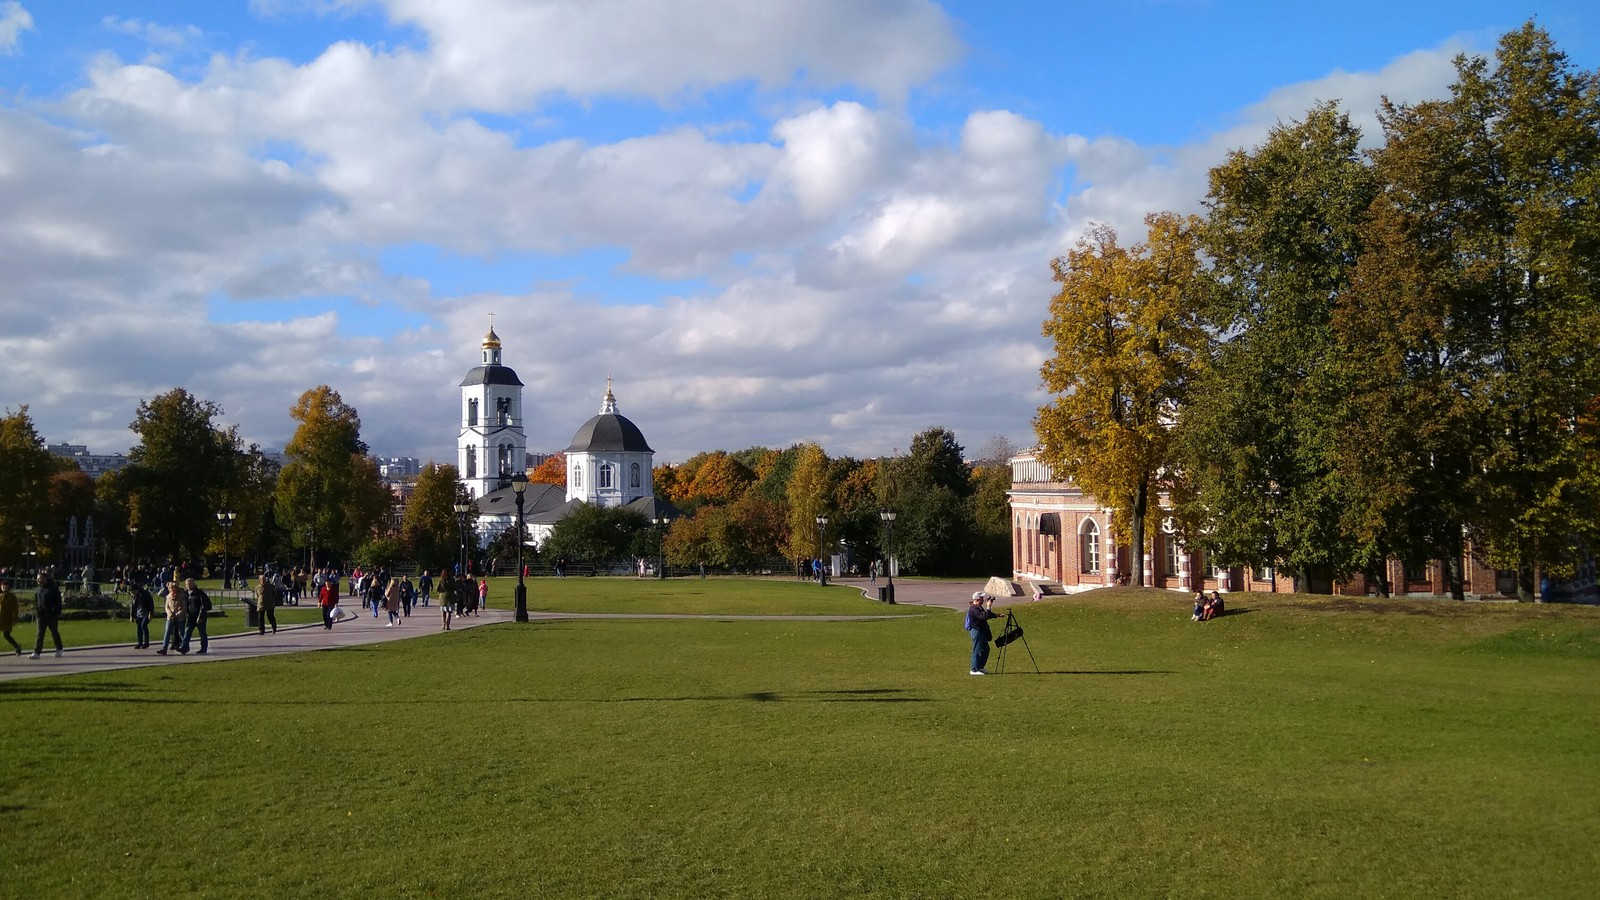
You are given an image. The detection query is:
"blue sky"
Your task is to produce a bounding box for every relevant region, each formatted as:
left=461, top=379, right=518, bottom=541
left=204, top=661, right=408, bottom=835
left=1, top=1, right=1594, bottom=464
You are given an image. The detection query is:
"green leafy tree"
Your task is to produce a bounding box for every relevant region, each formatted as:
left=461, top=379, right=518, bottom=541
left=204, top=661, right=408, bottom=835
left=542, top=503, right=648, bottom=566
left=1035, top=213, right=1209, bottom=586
left=402, top=463, right=468, bottom=571
left=274, top=386, right=391, bottom=564
left=1175, top=102, right=1377, bottom=591
left=0, top=407, right=63, bottom=565
left=1340, top=24, right=1600, bottom=599
left=891, top=427, right=978, bottom=575
left=122, top=389, right=240, bottom=562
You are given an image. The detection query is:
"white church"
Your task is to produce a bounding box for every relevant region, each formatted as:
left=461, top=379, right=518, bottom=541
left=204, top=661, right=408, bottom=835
left=457, top=324, right=676, bottom=548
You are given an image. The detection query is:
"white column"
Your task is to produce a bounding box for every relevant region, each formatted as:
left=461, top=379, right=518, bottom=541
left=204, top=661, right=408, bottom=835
left=1104, top=509, right=1118, bottom=584
left=1180, top=551, right=1192, bottom=591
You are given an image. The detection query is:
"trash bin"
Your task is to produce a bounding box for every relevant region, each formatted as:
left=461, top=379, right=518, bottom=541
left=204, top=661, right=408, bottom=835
left=878, top=587, right=889, bottom=603
left=245, top=602, right=259, bottom=628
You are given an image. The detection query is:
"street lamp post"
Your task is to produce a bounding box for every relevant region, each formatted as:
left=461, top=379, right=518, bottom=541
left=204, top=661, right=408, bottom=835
left=815, top=514, right=829, bottom=585
left=511, top=473, right=529, bottom=622
left=879, top=509, right=897, bottom=604
left=24, top=523, right=34, bottom=574
left=653, top=517, right=669, bottom=579
left=453, top=500, right=472, bottom=579
left=216, top=510, right=235, bottom=592
left=129, top=525, right=138, bottom=570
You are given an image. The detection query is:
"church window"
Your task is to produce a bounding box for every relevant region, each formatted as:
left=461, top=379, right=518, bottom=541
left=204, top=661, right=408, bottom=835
left=631, top=463, right=641, bottom=489
left=573, top=464, right=582, bottom=488
left=496, top=397, right=511, bottom=426
left=599, top=464, right=613, bottom=489
left=498, top=444, right=512, bottom=476
left=1080, top=519, right=1100, bottom=574
left=466, top=446, right=477, bottom=479
left=467, top=399, right=478, bottom=427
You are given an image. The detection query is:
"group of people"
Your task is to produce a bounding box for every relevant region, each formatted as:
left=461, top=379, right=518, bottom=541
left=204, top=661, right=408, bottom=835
left=1191, top=590, right=1226, bottom=621
left=126, top=576, right=213, bottom=654
left=1, top=571, right=63, bottom=659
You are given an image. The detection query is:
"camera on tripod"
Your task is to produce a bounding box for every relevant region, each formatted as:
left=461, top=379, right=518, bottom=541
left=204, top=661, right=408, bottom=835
left=991, top=607, right=1038, bottom=674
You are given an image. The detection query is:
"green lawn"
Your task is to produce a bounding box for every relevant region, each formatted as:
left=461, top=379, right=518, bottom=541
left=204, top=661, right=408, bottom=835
left=2, top=583, right=1596, bottom=898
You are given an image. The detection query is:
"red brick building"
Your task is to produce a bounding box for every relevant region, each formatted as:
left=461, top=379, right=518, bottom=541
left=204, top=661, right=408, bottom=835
left=1008, top=450, right=1528, bottom=598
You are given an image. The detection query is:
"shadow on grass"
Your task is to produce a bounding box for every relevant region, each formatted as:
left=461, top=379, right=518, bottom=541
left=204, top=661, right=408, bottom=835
left=995, top=670, right=1176, bottom=676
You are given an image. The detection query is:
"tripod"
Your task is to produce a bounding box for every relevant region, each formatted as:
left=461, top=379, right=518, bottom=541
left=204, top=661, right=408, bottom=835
left=993, top=608, right=1039, bottom=675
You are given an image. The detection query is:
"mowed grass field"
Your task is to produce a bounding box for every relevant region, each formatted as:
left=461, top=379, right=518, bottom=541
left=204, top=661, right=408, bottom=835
left=2, top=580, right=1596, bottom=898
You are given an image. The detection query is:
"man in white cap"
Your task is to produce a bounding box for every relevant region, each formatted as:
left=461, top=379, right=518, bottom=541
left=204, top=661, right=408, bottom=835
left=964, top=591, right=1002, bottom=675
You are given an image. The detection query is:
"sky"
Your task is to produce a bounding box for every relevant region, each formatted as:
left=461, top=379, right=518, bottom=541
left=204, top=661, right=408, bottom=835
left=2, top=1, right=1595, bottom=466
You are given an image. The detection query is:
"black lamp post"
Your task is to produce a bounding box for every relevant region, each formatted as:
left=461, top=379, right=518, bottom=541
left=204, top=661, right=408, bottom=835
left=24, top=523, right=34, bottom=574
left=453, top=500, right=472, bottom=578
left=879, top=509, right=897, bottom=604
left=511, top=473, right=529, bottom=622
left=216, top=510, right=235, bottom=591
left=653, top=516, right=669, bottom=579
left=128, top=525, right=138, bottom=570
left=815, top=514, right=829, bottom=585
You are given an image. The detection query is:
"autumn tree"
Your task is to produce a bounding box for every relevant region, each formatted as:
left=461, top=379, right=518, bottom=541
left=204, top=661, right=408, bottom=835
left=275, top=386, right=391, bottom=563
left=786, top=443, right=835, bottom=560
left=528, top=453, right=566, bottom=486
left=1174, top=102, right=1377, bottom=591
left=122, top=389, right=241, bottom=561
left=1036, top=213, right=1209, bottom=586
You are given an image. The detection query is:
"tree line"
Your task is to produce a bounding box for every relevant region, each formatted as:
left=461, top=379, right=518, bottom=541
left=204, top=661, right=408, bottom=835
left=1035, top=24, right=1600, bottom=600
left=0, top=387, right=481, bottom=578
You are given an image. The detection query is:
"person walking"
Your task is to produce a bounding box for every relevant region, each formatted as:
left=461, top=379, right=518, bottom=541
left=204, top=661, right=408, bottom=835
left=318, top=576, right=338, bottom=630
left=257, top=573, right=279, bottom=635
left=0, top=578, right=22, bottom=655
left=157, top=582, right=187, bottom=655
left=476, top=577, right=487, bottom=615
left=418, top=570, right=432, bottom=607
left=384, top=577, right=402, bottom=627
left=400, top=575, right=414, bottom=618
left=438, top=572, right=455, bottom=630
left=183, top=578, right=212, bottom=654
left=130, top=581, right=155, bottom=648
left=964, top=592, right=1001, bottom=676
left=29, top=570, right=65, bottom=659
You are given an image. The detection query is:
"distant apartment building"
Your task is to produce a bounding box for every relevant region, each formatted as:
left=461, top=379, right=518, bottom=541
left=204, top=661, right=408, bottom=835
left=47, top=442, right=129, bottom=478
left=376, top=456, right=422, bottom=480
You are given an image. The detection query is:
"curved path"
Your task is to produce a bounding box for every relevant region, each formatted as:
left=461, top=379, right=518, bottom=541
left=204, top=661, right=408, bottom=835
left=0, top=578, right=985, bottom=684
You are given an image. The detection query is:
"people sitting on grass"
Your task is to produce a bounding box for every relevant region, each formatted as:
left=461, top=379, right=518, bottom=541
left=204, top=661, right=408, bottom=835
left=1194, top=590, right=1227, bottom=622
left=1192, top=591, right=1206, bottom=621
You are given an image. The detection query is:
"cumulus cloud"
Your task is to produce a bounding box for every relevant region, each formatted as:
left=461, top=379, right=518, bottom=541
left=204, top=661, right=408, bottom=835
left=0, top=1, right=32, bottom=53
left=0, top=11, right=1489, bottom=464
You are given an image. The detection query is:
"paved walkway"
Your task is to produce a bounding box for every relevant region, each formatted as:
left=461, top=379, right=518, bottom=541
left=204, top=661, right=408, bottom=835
left=0, top=578, right=987, bottom=683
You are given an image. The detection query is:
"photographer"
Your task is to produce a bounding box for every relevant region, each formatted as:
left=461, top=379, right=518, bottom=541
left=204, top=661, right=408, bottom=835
left=965, top=592, right=1002, bottom=676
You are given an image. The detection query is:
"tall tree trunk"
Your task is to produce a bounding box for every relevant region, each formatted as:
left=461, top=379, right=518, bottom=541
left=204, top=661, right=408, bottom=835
left=1517, top=563, right=1536, bottom=603
left=1442, top=527, right=1465, bottom=600
left=1130, top=478, right=1148, bottom=587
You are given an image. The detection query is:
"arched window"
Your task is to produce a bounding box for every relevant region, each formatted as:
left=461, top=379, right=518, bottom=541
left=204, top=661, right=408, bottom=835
left=467, top=399, right=478, bottom=427
left=1080, top=519, right=1100, bottom=574
left=599, top=464, right=613, bottom=489
left=498, top=444, right=512, bottom=476
left=465, top=446, right=477, bottom=479
left=496, top=397, right=511, bottom=425
left=573, top=464, right=583, bottom=488
left=631, top=463, right=641, bottom=489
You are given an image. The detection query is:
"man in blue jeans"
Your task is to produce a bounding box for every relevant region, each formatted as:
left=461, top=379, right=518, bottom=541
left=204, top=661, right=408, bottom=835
left=965, top=592, right=1001, bottom=675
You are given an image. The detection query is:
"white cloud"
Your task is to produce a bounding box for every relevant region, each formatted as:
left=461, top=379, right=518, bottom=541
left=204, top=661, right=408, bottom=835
left=0, top=1, right=32, bottom=53
left=102, top=16, right=203, bottom=49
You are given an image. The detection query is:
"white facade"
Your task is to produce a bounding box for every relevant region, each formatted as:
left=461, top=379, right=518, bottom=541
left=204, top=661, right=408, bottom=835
left=458, top=325, right=527, bottom=499
left=565, top=383, right=654, bottom=507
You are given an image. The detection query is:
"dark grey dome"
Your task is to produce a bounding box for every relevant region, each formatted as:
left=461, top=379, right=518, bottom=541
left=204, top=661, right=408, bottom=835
left=459, top=365, right=524, bottom=387
left=566, top=413, right=652, bottom=453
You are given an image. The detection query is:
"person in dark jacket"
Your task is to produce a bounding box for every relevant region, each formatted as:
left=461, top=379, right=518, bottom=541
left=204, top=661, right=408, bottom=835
left=964, top=592, right=1002, bottom=676
left=1, top=577, right=23, bottom=655
left=256, top=574, right=279, bottom=635
left=130, top=582, right=155, bottom=648
left=183, top=578, right=212, bottom=654
left=31, top=569, right=64, bottom=659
